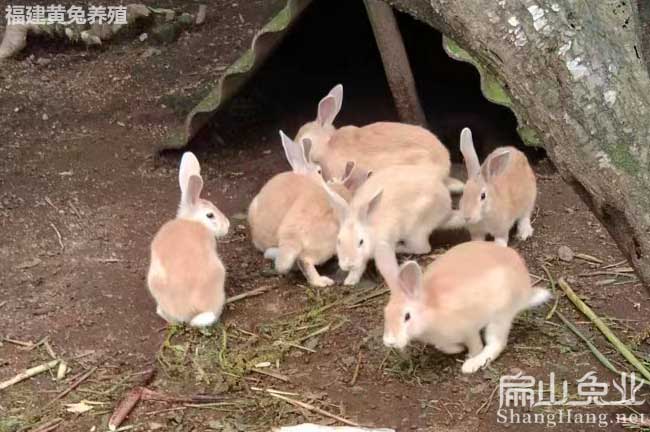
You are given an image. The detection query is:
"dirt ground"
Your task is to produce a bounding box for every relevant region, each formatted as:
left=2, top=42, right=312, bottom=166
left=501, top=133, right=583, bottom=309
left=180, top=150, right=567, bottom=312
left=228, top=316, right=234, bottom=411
left=1, top=1, right=650, bottom=432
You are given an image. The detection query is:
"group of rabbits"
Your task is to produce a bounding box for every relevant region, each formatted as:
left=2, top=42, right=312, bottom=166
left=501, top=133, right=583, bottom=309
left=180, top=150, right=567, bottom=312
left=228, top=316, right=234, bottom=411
left=146, top=84, right=551, bottom=374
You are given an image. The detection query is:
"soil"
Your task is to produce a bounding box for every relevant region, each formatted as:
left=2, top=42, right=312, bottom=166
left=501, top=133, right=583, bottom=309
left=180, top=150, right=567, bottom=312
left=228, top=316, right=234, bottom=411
left=1, top=1, right=649, bottom=432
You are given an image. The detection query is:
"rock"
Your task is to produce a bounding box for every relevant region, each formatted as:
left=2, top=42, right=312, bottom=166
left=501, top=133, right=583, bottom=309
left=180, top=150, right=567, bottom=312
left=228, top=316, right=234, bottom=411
left=558, top=245, right=574, bottom=262
left=151, top=23, right=181, bottom=44
left=196, top=4, right=207, bottom=25
left=42, top=113, right=49, bottom=121
left=36, top=57, right=51, bottom=66
left=139, top=32, right=148, bottom=42
left=178, top=13, right=194, bottom=26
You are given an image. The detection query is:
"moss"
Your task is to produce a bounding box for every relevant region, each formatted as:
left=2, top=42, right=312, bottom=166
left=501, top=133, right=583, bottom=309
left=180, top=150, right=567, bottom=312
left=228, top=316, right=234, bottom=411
left=443, top=36, right=546, bottom=148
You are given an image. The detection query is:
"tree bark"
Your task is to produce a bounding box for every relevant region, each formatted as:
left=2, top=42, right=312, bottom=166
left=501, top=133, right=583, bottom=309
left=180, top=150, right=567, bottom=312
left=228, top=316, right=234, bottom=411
left=364, top=0, right=427, bottom=126
left=385, top=0, right=650, bottom=287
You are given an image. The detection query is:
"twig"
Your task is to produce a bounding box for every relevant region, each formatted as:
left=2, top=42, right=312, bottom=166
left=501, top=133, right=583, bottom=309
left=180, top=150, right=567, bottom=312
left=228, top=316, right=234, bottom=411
left=251, top=368, right=290, bottom=382
left=31, top=418, right=63, bottom=432
left=107, top=368, right=156, bottom=430
left=476, top=384, right=499, bottom=414
left=555, top=311, right=620, bottom=375
left=44, top=197, right=59, bottom=211
left=143, top=406, right=186, bottom=416
left=274, top=340, right=316, bottom=353
left=226, top=286, right=272, bottom=304
left=541, top=265, right=559, bottom=320
left=27, top=335, right=50, bottom=351
left=0, top=301, right=6, bottom=308
left=0, top=360, right=59, bottom=390
left=296, top=324, right=331, bottom=344
left=47, top=366, right=97, bottom=404
left=346, top=288, right=390, bottom=309
left=268, top=392, right=360, bottom=427
left=558, top=278, right=650, bottom=382
left=574, top=253, right=603, bottom=264
left=3, top=337, right=33, bottom=347
left=579, top=269, right=635, bottom=277
left=49, top=222, right=64, bottom=250
left=92, top=258, right=123, bottom=263
left=44, top=341, right=58, bottom=360
left=109, top=387, right=144, bottom=431
left=600, top=259, right=627, bottom=270
left=251, top=387, right=300, bottom=396
left=349, top=352, right=362, bottom=386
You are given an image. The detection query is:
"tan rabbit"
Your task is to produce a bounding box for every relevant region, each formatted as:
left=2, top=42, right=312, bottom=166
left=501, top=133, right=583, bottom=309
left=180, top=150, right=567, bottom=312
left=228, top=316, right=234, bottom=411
left=248, top=132, right=369, bottom=286
left=324, top=164, right=464, bottom=286
left=248, top=131, right=324, bottom=255
left=459, top=127, right=537, bottom=246
left=379, top=241, right=551, bottom=374
left=295, top=84, right=463, bottom=193
left=147, top=152, right=230, bottom=327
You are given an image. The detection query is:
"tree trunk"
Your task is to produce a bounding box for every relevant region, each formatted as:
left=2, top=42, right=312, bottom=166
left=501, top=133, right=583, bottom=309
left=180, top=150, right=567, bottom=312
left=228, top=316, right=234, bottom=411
left=364, top=0, right=427, bottom=126
left=385, top=0, right=650, bottom=287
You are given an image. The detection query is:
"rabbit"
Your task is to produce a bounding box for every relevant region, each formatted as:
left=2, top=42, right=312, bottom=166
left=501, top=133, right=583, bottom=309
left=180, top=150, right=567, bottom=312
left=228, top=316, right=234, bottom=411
left=248, top=132, right=369, bottom=286
left=459, top=127, right=537, bottom=246
left=295, top=84, right=464, bottom=193
left=323, top=163, right=464, bottom=286
left=248, top=131, right=324, bottom=256
left=378, top=240, right=551, bottom=374
left=147, top=152, right=230, bottom=327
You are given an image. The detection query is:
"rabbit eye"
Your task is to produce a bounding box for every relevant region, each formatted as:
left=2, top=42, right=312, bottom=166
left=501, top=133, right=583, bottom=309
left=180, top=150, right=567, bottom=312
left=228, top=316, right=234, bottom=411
left=480, top=192, right=487, bottom=201
left=404, top=312, right=411, bottom=322
left=206, top=213, right=215, bottom=219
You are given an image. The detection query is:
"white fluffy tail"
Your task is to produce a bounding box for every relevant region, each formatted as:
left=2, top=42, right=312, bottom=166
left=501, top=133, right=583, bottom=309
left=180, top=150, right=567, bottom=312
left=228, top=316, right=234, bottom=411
left=528, top=287, right=552, bottom=308
left=190, top=311, right=218, bottom=327
left=444, top=177, right=465, bottom=194
left=264, top=247, right=280, bottom=260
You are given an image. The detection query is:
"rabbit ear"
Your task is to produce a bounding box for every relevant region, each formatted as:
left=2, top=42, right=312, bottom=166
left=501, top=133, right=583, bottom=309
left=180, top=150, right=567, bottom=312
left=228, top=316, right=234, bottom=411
left=301, top=137, right=314, bottom=164
left=358, top=189, right=383, bottom=222
left=344, top=164, right=371, bottom=192
left=460, top=128, right=480, bottom=178
left=329, top=83, right=343, bottom=114
left=179, top=152, right=201, bottom=197
left=398, top=261, right=422, bottom=298
left=280, top=130, right=307, bottom=173
left=322, top=181, right=349, bottom=221
left=374, top=241, right=399, bottom=289
left=341, top=161, right=355, bottom=182
left=186, top=175, right=203, bottom=207
left=483, top=150, right=511, bottom=180
left=317, top=84, right=343, bottom=127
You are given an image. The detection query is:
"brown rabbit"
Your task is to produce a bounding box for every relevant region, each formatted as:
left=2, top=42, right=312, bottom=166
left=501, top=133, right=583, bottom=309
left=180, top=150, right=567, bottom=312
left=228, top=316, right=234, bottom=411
left=295, top=84, right=463, bottom=192
left=459, top=127, right=537, bottom=246
left=147, top=152, right=229, bottom=327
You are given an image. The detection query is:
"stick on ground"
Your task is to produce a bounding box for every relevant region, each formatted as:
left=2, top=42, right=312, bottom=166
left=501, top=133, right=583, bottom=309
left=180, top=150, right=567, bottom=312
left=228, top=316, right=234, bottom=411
left=226, top=286, right=272, bottom=304
left=0, top=360, right=59, bottom=390
left=558, top=278, right=650, bottom=382
left=268, top=392, right=360, bottom=427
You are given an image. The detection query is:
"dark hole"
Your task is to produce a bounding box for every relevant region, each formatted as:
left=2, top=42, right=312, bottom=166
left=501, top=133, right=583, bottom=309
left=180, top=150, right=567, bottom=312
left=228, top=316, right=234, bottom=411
left=186, top=0, right=546, bottom=216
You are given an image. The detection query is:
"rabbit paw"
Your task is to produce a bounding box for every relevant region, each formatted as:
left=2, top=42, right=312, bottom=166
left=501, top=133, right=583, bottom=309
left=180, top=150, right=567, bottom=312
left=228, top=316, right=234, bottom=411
left=311, top=275, right=335, bottom=287
left=344, top=273, right=362, bottom=286
left=461, top=355, right=490, bottom=374
left=517, top=221, right=534, bottom=241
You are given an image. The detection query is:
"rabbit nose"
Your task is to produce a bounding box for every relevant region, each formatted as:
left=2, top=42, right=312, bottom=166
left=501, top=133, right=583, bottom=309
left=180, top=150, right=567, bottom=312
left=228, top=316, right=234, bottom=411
left=383, top=334, right=396, bottom=348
